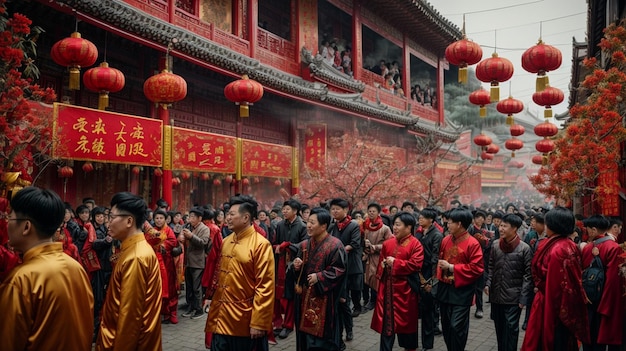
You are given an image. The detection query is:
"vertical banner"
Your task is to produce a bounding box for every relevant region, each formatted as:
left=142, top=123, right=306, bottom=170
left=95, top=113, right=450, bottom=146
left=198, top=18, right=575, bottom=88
left=599, top=165, right=620, bottom=216
left=304, top=123, right=326, bottom=173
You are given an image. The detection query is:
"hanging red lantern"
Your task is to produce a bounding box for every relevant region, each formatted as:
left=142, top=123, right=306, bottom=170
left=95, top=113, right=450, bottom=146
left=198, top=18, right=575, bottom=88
left=480, top=152, right=494, bottom=161
left=213, top=178, right=222, bottom=186
left=224, top=175, right=233, bottom=184
left=131, top=166, right=141, bottom=175
left=496, top=96, right=524, bottom=125
left=83, top=62, right=126, bottom=110
left=274, top=179, right=282, bottom=187
left=445, top=36, right=483, bottom=84
left=58, top=166, right=74, bottom=178
left=50, top=32, right=98, bottom=90
left=144, top=70, right=187, bottom=108
left=532, top=155, right=544, bottom=165
left=532, top=85, right=564, bottom=118
left=509, top=124, right=525, bottom=137
left=82, top=162, right=94, bottom=173
left=521, top=39, right=562, bottom=92
left=153, top=168, right=163, bottom=177
left=242, top=178, right=250, bottom=186
left=172, top=177, right=181, bottom=186
left=224, top=75, right=264, bottom=117
left=505, top=138, right=524, bottom=157
left=475, top=53, right=514, bottom=102
left=180, top=171, right=190, bottom=180
left=534, top=121, right=559, bottom=138
left=473, top=133, right=492, bottom=147
left=486, top=143, right=499, bottom=154
left=535, top=139, right=555, bottom=154
left=469, top=88, right=492, bottom=117
left=200, top=173, right=210, bottom=181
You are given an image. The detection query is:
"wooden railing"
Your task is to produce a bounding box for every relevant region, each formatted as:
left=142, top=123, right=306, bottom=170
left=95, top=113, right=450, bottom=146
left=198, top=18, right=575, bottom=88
left=256, top=29, right=299, bottom=75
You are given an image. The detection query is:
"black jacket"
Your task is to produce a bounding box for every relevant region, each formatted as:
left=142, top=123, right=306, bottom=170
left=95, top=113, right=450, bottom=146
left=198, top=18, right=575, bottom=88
left=416, top=225, right=443, bottom=280
left=486, top=239, right=533, bottom=305
left=329, top=220, right=362, bottom=275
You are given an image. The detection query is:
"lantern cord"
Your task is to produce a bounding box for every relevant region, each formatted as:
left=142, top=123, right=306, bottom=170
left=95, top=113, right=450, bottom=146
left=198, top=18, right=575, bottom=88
left=508, top=81, right=512, bottom=97
left=539, top=21, right=543, bottom=41
left=462, top=14, right=466, bottom=36
left=104, top=32, right=108, bottom=62
left=493, top=30, right=497, bottom=54
left=74, top=18, right=79, bottom=32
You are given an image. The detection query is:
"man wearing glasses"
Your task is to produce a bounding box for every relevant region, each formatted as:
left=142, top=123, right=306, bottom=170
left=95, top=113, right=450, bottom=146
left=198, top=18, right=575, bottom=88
left=96, top=192, right=162, bottom=351
left=0, top=187, right=94, bottom=351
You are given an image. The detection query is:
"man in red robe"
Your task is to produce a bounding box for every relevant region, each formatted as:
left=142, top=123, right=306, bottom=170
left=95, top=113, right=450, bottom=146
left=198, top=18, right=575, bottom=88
left=152, top=210, right=179, bottom=324
left=371, top=211, right=424, bottom=351
left=436, top=208, right=484, bottom=351
left=581, top=215, right=623, bottom=350
left=521, top=206, right=589, bottom=351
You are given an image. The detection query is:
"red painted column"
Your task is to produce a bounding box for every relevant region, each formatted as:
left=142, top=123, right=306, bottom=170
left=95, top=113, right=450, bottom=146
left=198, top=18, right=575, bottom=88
left=352, top=0, right=362, bottom=81
left=402, top=34, right=410, bottom=99
left=160, top=106, right=173, bottom=206
left=437, top=57, right=445, bottom=124
left=247, top=0, right=258, bottom=59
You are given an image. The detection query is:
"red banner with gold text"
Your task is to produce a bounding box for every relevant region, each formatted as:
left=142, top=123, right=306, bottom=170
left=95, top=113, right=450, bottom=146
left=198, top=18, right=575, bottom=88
left=304, top=124, right=326, bottom=172
left=242, top=140, right=292, bottom=178
left=599, top=164, right=620, bottom=216
left=172, top=127, right=237, bottom=173
left=52, top=103, right=162, bottom=166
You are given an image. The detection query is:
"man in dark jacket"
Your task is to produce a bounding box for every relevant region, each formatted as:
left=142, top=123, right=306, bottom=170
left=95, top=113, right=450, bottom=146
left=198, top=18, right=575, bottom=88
left=485, top=213, right=532, bottom=351
left=181, top=207, right=212, bottom=319
left=329, top=198, right=362, bottom=346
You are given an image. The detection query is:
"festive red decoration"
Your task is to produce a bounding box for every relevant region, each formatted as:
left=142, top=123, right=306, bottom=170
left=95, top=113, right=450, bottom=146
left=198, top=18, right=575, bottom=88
left=532, top=155, right=544, bottom=165
left=58, top=166, right=73, bottom=178
left=521, top=40, right=562, bottom=92
left=143, top=70, right=187, bottom=108
left=224, top=75, right=264, bottom=117
left=82, top=162, right=94, bottom=173
left=200, top=172, right=210, bottom=181
left=445, top=36, right=483, bottom=84
left=496, top=96, right=524, bottom=125
left=242, top=178, right=250, bottom=186
left=534, top=121, right=559, bottom=138
left=505, top=138, right=524, bottom=157
left=532, top=85, right=564, bottom=118
left=480, top=152, right=493, bottom=161
left=535, top=139, right=555, bottom=154
left=507, top=161, right=524, bottom=168
left=486, top=143, right=500, bottom=154
left=50, top=32, right=98, bottom=90
left=475, top=53, right=514, bottom=102
left=83, top=62, right=126, bottom=110
left=469, top=88, right=491, bottom=117
left=180, top=171, right=190, bottom=180
left=131, top=166, right=141, bottom=175
left=213, top=178, right=221, bottom=186
left=473, top=133, right=492, bottom=147
left=224, top=175, right=233, bottom=183
left=274, top=179, right=282, bottom=187
left=153, top=168, right=163, bottom=177
left=509, top=124, right=525, bottom=137
left=253, top=177, right=260, bottom=184
left=172, top=177, right=181, bottom=186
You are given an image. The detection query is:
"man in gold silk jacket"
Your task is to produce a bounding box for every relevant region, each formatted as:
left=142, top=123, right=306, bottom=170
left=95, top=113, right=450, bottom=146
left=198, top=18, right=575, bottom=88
left=96, top=192, right=162, bottom=351
left=206, top=195, right=275, bottom=350
left=0, top=187, right=94, bottom=351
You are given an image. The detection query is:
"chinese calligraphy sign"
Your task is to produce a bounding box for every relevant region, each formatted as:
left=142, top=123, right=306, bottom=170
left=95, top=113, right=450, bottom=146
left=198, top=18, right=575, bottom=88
left=172, top=127, right=237, bottom=173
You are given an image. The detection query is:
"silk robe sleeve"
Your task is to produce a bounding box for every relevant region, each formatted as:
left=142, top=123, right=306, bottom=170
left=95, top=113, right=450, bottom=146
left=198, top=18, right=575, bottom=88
left=0, top=279, right=32, bottom=349
left=453, top=237, right=484, bottom=289
left=315, top=242, right=347, bottom=295
left=250, top=239, right=275, bottom=332
left=391, top=239, right=424, bottom=276
left=163, top=226, right=178, bottom=251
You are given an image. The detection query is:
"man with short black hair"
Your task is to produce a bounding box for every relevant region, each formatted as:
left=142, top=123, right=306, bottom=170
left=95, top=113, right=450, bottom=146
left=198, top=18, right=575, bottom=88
left=0, top=187, right=94, bottom=351
left=181, top=206, right=212, bottom=319
left=467, top=210, right=490, bottom=318
left=97, top=192, right=162, bottom=350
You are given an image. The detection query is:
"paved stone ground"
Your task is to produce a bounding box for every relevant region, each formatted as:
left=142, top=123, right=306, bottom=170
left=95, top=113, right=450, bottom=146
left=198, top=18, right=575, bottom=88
left=162, top=293, right=526, bottom=351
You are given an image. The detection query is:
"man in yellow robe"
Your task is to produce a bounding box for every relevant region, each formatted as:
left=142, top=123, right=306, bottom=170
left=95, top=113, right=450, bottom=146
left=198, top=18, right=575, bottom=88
left=0, top=186, right=94, bottom=351
left=205, top=194, right=275, bottom=350
left=96, top=192, right=162, bottom=351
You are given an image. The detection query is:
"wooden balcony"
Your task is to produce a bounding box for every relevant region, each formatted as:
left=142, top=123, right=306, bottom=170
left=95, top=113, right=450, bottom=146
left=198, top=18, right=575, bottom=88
left=256, top=29, right=299, bottom=75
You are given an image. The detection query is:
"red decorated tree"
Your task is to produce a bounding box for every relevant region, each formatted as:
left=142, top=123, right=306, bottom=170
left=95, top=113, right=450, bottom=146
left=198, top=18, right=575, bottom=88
left=530, top=22, right=626, bottom=206
left=0, top=2, right=56, bottom=192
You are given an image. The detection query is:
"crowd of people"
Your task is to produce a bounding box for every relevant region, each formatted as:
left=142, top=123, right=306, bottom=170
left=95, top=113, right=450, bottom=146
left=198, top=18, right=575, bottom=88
left=1, top=187, right=626, bottom=351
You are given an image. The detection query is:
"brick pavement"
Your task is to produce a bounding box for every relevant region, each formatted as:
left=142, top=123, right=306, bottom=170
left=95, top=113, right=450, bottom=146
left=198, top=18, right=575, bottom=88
left=162, top=293, right=526, bottom=351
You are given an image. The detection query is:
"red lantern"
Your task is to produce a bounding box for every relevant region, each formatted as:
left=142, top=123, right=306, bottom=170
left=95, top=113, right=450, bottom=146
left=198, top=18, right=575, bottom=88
left=242, top=178, right=250, bottom=186
left=200, top=173, right=210, bottom=181
left=505, top=138, right=524, bottom=157
left=144, top=70, right=187, bottom=107
left=132, top=166, right=141, bottom=175
left=153, top=168, right=163, bottom=177
left=475, top=53, right=514, bottom=102
left=480, top=152, right=494, bottom=161
left=50, top=32, right=98, bottom=90
left=521, top=40, right=562, bottom=92
left=509, top=124, right=525, bottom=137
left=213, top=178, right=222, bottom=186
left=58, top=166, right=74, bottom=178
left=172, top=177, right=181, bottom=186
left=445, top=36, right=483, bottom=84
left=535, top=139, right=555, bottom=154
left=486, top=143, right=500, bottom=154
left=496, top=96, right=524, bottom=125
left=532, top=155, right=544, bottom=165
left=532, top=86, right=564, bottom=118
left=224, top=175, right=233, bottom=184
left=180, top=171, right=190, bottom=180
left=469, top=88, right=492, bottom=117
left=224, top=75, right=264, bottom=117
left=274, top=179, right=282, bottom=187
left=82, top=162, right=94, bottom=173
left=473, top=133, right=492, bottom=147
left=534, top=121, right=559, bottom=138
left=508, top=161, right=524, bottom=168
left=83, top=62, right=126, bottom=110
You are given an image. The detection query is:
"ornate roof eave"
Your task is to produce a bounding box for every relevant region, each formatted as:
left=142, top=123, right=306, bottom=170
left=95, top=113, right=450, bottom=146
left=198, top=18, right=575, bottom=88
left=53, top=0, right=459, bottom=141
left=301, top=48, right=366, bottom=93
